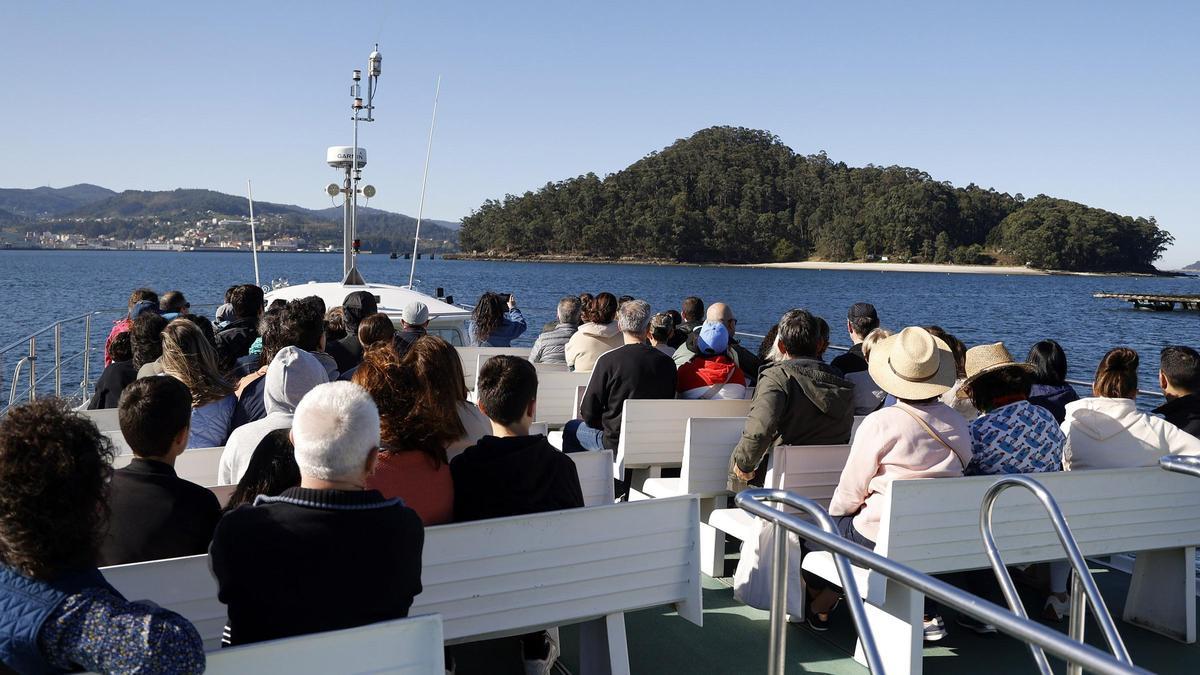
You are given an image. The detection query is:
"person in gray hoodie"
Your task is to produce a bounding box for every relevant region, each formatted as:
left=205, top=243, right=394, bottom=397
left=729, top=309, right=855, bottom=489
left=530, top=296, right=581, bottom=365
left=218, top=346, right=329, bottom=485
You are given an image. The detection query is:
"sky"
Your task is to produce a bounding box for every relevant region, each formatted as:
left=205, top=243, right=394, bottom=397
left=2, top=1, right=1197, bottom=267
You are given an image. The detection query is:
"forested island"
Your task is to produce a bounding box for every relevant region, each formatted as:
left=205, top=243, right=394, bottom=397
left=460, top=127, right=1173, bottom=273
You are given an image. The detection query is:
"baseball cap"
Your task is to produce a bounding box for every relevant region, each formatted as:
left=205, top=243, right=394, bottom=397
left=130, top=300, right=161, bottom=320
left=402, top=301, right=429, bottom=325
left=697, top=321, right=730, bottom=355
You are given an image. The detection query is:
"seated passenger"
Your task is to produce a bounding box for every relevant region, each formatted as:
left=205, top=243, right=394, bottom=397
left=104, top=287, right=157, bottom=367
left=233, top=298, right=330, bottom=426
left=466, top=292, right=527, bottom=347
left=160, top=320, right=237, bottom=448
left=219, top=346, right=328, bottom=485
left=729, top=309, right=854, bottom=489
left=395, top=300, right=431, bottom=354
left=667, top=296, right=705, bottom=348
left=398, top=335, right=491, bottom=461
left=830, top=303, right=879, bottom=375
left=132, top=306, right=169, bottom=379
left=325, top=290, right=379, bottom=373
left=339, top=313, right=397, bottom=381
left=961, top=342, right=1065, bottom=475
left=673, top=302, right=761, bottom=385
left=563, top=300, right=677, bottom=454
left=222, top=429, right=300, bottom=513
left=158, top=290, right=190, bottom=320
left=213, top=283, right=264, bottom=365
left=648, top=312, right=676, bottom=358
left=821, top=326, right=972, bottom=639
left=210, top=381, right=424, bottom=646
left=676, top=322, right=747, bottom=400
left=355, top=342, right=459, bottom=526
left=1026, top=339, right=1080, bottom=423
left=925, top=326, right=979, bottom=420
left=1155, top=345, right=1200, bottom=438
left=564, top=292, right=623, bottom=372
left=1063, top=347, right=1200, bottom=469
left=530, top=296, right=581, bottom=364
left=99, top=377, right=222, bottom=566
left=0, top=399, right=204, bottom=674
left=88, top=331, right=136, bottom=410
left=843, top=328, right=890, bottom=414
left=451, top=355, right=583, bottom=675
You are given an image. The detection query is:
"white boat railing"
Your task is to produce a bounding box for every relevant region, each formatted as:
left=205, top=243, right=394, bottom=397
left=1, top=312, right=97, bottom=415
left=737, top=488, right=1149, bottom=675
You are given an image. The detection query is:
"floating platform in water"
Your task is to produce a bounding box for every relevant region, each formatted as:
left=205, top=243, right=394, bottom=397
left=1094, top=292, right=1200, bottom=311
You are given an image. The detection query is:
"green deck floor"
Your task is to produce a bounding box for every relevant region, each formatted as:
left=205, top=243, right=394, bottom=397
left=555, top=566, right=1199, bottom=674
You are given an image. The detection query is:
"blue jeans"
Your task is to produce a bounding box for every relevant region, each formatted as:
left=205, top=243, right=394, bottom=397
left=562, top=419, right=606, bottom=453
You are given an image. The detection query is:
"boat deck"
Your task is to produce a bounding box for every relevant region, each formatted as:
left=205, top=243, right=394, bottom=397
left=551, top=566, right=1195, bottom=674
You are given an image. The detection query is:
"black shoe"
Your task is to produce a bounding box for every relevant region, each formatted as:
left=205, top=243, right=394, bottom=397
left=955, top=614, right=998, bottom=635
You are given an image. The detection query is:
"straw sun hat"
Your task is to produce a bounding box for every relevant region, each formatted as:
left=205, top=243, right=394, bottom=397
left=961, top=342, right=1034, bottom=387
left=867, top=327, right=958, bottom=400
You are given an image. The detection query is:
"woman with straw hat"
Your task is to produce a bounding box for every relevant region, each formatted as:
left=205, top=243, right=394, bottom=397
left=811, top=326, right=972, bottom=640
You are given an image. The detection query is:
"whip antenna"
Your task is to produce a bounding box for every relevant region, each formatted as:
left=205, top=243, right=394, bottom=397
left=247, top=179, right=261, bottom=287
left=407, top=75, right=442, bottom=289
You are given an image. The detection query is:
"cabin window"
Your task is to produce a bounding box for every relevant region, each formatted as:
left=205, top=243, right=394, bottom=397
left=431, top=328, right=463, bottom=346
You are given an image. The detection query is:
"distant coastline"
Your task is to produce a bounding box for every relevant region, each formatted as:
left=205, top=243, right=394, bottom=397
left=748, top=261, right=1045, bottom=275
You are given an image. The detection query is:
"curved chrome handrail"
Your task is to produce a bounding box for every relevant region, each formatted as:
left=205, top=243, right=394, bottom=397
left=979, top=475, right=1132, bottom=675
left=736, top=489, right=883, bottom=675
left=737, top=488, right=1146, bottom=675
left=1159, top=454, right=1200, bottom=478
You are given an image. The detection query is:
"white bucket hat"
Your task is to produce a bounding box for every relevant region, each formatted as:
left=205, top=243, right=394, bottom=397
left=868, top=326, right=958, bottom=400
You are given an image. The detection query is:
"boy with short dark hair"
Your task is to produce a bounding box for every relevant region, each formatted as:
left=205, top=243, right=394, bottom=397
left=99, top=377, right=221, bottom=566
left=450, top=355, right=583, bottom=673
left=1156, top=345, right=1200, bottom=437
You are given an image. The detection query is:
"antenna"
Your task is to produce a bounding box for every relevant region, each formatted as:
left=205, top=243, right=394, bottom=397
left=328, top=45, right=381, bottom=286
left=407, top=75, right=442, bottom=290
left=247, top=180, right=261, bottom=287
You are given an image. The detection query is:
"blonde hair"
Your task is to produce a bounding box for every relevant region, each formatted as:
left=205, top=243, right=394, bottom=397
left=861, top=328, right=893, bottom=361
left=160, top=319, right=234, bottom=407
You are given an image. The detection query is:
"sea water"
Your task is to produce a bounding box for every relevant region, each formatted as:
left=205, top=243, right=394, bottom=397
left=1, top=249, right=1197, bottom=404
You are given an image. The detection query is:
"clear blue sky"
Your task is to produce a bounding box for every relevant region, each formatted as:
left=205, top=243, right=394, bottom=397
left=3, top=1, right=1197, bottom=266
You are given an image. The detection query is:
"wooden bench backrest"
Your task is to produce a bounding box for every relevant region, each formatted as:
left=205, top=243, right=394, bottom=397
left=533, top=371, right=593, bottom=427
left=457, top=347, right=529, bottom=390
left=204, top=614, right=444, bottom=674
left=877, top=468, right=1200, bottom=574
left=101, top=496, right=701, bottom=647
left=113, top=446, right=225, bottom=487
left=616, top=399, right=753, bottom=473
left=680, top=417, right=747, bottom=496
left=766, top=444, right=853, bottom=510
left=569, top=449, right=616, bottom=506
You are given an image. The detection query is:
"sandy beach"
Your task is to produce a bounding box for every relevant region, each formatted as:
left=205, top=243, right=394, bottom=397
left=747, top=261, right=1047, bottom=275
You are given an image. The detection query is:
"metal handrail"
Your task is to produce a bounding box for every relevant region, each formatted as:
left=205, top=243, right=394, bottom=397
left=736, top=489, right=883, bottom=675
left=0, top=312, right=97, bottom=415
left=7, top=357, right=30, bottom=406
left=1160, top=454, right=1200, bottom=478
left=979, top=475, right=1132, bottom=675
left=735, top=488, right=1148, bottom=675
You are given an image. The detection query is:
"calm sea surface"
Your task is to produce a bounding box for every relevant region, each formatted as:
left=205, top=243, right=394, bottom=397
left=1, top=249, right=1197, bottom=404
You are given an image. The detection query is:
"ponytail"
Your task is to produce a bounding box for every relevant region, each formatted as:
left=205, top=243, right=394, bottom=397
left=1093, top=347, right=1138, bottom=399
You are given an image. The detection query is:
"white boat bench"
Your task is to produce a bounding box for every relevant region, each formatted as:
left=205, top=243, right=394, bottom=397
left=205, top=614, right=445, bottom=674
left=533, top=370, right=593, bottom=428
left=457, top=346, right=529, bottom=391
left=615, top=399, right=752, bottom=485
left=801, top=467, right=1200, bottom=675
left=101, top=495, right=701, bottom=675
left=113, top=446, right=225, bottom=487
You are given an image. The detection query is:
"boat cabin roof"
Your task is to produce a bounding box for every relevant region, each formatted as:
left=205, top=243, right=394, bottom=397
left=264, top=281, right=470, bottom=324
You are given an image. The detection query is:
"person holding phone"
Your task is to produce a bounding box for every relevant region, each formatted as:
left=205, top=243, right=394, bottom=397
left=466, top=292, right=527, bottom=347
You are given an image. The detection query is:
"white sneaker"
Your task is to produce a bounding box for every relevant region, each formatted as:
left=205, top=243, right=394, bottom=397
left=923, top=615, right=948, bottom=642
left=523, top=632, right=560, bottom=675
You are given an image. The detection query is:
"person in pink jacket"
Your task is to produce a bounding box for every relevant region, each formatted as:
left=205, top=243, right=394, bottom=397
left=811, top=326, right=972, bottom=641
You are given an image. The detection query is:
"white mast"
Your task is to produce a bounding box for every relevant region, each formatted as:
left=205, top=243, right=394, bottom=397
left=407, top=76, right=442, bottom=289
left=246, top=179, right=260, bottom=287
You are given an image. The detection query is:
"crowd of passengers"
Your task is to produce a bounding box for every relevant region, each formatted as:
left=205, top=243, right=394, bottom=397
left=2, top=284, right=1199, bottom=673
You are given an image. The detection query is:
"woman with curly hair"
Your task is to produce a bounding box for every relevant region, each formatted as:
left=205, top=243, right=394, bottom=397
left=0, top=399, right=204, bottom=673
left=466, top=291, right=527, bottom=347
left=160, top=319, right=237, bottom=448
left=354, top=337, right=488, bottom=524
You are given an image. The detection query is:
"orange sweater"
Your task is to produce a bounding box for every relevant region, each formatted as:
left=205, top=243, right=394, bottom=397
left=366, top=450, right=454, bottom=526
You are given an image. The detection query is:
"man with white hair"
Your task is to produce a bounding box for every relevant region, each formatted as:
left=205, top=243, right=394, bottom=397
left=209, top=381, right=424, bottom=646
left=562, top=299, right=676, bottom=456
left=529, top=296, right=581, bottom=364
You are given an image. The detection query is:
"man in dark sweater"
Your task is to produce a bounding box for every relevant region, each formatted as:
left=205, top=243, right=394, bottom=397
left=667, top=296, right=705, bottom=348
left=325, top=290, right=378, bottom=373
left=1156, top=346, right=1200, bottom=438
left=451, top=356, right=583, bottom=674
left=99, top=377, right=221, bottom=566
left=563, top=299, right=677, bottom=453
left=214, top=284, right=264, bottom=365
left=210, top=381, right=423, bottom=646
left=830, top=302, right=879, bottom=375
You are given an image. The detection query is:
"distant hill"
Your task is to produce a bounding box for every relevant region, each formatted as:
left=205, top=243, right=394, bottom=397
left=1185, top=261, right=1200, bottom=271
left=3, top=186, right=459, bottom=252
left=461, top=126, right=1172, bottom=273
left=0, top=184, right=116, bottom=218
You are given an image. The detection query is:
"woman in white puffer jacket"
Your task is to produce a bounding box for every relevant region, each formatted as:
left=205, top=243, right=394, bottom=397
left=1062, top=347, right=1200, bottom=470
